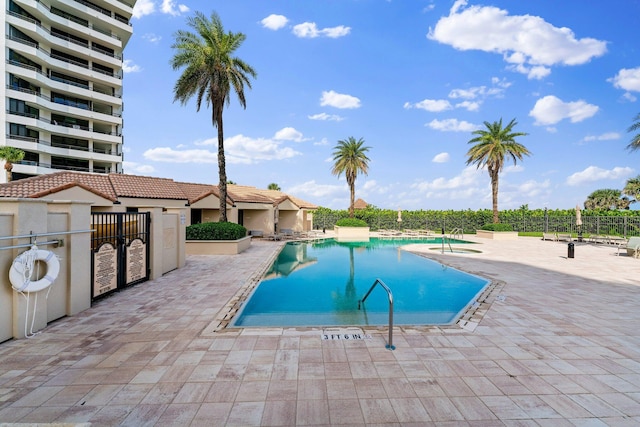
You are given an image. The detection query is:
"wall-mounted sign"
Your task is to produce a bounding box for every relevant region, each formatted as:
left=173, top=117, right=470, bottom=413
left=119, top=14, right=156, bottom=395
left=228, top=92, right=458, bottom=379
left=94, top=243, right=117, bottom=296
left=126, top=238, right=146, bottom=283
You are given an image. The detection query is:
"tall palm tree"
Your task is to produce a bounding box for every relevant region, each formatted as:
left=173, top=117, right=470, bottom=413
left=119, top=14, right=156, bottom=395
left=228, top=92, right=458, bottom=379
left=623, top=176, right=640, bottom=204
left=267, top=183, right=281, bottom=191
left=332, top=137, right=371, bottom=217
left=0, top=146, right=25, bottom=182
left=466, top=118, right=530, bottom=223
left=584, top=188, right=631, bottom=210
left=171, top=11, right=256, bottom=222
left=628, top=112, right=640, bottom=151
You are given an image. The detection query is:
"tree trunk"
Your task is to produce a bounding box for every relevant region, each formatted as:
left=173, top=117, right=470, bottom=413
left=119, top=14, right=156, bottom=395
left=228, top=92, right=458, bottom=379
left=215, top=111, right=227, bottom=222
left=349, top=182, right=355, bottom=218
left=491, top=170, right=499, bottom=223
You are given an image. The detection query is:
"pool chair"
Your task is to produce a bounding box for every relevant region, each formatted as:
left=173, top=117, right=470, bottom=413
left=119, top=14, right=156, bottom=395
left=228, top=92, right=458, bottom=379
left=556, top=233, right=572, bottom=242
left=266, top=233, right=283, bottom=241
left=542, top=232, right=557, bottom=241
left=627, top=237, right=640, bottom=258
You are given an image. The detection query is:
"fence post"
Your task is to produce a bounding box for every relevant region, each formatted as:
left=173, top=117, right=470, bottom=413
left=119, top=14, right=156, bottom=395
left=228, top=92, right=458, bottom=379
left=544, top=208, right=548, bottom=233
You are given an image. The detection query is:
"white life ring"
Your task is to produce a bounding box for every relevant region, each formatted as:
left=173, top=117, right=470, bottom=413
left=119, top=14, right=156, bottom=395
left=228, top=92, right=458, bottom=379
left=9, top=248, right=60, bottom=293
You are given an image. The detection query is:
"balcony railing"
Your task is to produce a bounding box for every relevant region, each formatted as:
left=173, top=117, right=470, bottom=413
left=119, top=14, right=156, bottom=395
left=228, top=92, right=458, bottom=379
left=15, top=160, right=113, bottom=174
left=7, top=85, right=122, bottom=117
left=6, top=110, right=122, bottom=136
left=71, top=0, right=132, bottom=26
left=6, top=134, right=115, bottom=155
left=8, top=35, right=123, bottom=79
left=8, top=59, right=123, bottom=98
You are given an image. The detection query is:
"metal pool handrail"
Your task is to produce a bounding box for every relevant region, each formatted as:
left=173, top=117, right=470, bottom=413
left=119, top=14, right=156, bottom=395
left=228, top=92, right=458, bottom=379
left=358, top=278, right=395, bottom=350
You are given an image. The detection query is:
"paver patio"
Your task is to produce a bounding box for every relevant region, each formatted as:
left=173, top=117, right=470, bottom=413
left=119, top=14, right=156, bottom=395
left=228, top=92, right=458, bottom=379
left=0, top=236, right=639, bottom=426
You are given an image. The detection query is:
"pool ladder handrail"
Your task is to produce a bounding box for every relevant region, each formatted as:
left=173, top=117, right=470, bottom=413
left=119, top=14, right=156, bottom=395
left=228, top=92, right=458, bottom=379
left=441, top=233, right=454, bottom=253
left=450, top=227, right=464, bottom=240
left=358, top=278, right=395, bottom=350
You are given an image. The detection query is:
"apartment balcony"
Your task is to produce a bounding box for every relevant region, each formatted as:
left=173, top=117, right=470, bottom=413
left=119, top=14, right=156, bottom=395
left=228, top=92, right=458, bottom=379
left=7, top=11, right=123, bottom=68
left=7, top=85, right=122, bottom=123
left=56, top=0, right=133, bottom=39
left=7, top=36, right=123, bottom=87
left=6, top=134, right=121, bottom=163
left=12, top=159, right=115, bottom=176
left=7, top=60, right=123, bottom=105
left=15, top=0, right=125, bottom=49
left=6, top=110, right=122, bottom=144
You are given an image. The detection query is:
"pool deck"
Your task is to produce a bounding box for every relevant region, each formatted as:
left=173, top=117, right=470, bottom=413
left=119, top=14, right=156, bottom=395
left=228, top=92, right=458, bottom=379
left=1, top=235, right=639, bottom=426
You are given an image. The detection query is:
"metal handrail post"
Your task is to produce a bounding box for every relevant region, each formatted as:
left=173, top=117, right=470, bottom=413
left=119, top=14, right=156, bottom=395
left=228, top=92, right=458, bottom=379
left=358, top=278, right=395, bottom=350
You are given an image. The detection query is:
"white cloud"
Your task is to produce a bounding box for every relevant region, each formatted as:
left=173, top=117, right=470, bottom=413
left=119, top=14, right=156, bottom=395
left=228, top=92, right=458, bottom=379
left=320, top=90, right=361, bottom=109
left=308, top=113, right=345, bottom=121
left=623, top=92, right=638, bottom=102
left=286, top=180, right=345, bottom=198
left=132, top=0, right=155, bottom=19
left=144, top=147, right=218, bottom=164
left=123, top=161, right=155, bottom=174
left=161, top=0, right=188, bottom=16
left=432, top=152, right=450, bottom=163
left=608, top=67, right=640, bottom=92
left=413, top=166, right=482, bottom=191
left=261, top=14, right=288, bottom=30
left=454, top=101, right=480, bottom=111
left=274, top=127, right=305, bottom=142
left=529, top=95, right=599, bottom=126
left=292, top=22, right=351, bottom=38
left=142, top=33, right=161, bottom=43
left=122, top=59, right=142, bottom=73
left=428, top=0, right=607, bottom=79
left=426, top=118, right=479, bottom=132
left=582, top=132, right=620, bottom=142
left=566, top=166, right=635, bottom=186
left=404, top=99, right=452, bottom=112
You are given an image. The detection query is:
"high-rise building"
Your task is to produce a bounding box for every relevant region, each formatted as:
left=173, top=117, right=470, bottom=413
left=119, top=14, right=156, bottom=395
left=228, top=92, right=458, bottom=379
left=1, top=0, right=136, bottom=183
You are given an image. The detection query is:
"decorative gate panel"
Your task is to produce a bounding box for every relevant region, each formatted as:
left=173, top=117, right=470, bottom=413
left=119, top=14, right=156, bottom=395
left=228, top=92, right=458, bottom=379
left=91, top=212, right=150, bottom=300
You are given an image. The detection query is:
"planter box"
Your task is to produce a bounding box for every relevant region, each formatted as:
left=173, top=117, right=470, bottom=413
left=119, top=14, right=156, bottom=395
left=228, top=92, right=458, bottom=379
left=334, top=226, right=370, bottom=242
left=185, top=236, right=251, bottom=255
left=475, top=230, right=519, bottom=240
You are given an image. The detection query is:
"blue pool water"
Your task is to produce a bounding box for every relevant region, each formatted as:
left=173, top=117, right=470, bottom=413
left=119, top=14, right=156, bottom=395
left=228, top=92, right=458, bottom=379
left=231, top=238, right=489, bottom=327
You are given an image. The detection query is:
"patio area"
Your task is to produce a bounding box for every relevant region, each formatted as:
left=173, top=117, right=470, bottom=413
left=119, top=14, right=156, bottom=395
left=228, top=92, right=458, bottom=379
left=0, top=236, right=639, bottom=426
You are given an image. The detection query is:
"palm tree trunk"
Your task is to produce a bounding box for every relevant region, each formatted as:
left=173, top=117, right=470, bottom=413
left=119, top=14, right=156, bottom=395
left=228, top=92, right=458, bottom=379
left=349, top=183, right=355, bottom=218
left=216, top=112, right=228, bottom=222
left=491, top=172, right=499, bottom=223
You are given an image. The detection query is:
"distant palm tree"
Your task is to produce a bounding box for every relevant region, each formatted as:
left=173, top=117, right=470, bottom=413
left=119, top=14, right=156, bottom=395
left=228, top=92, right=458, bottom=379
left=623, top=175, right=640, bottom=203
left=171, top=11, right=256, bottom=222
left=332, top=137, right=371, bottom=218
left=628, top=112, right=640, bottom=151
left=267, top=183, right=281, bottom=191
left=466, top=118, right=530, bottom=224
left=0, top=147, right=25, bottom=182
left=584, top=188, right=631, bottom=210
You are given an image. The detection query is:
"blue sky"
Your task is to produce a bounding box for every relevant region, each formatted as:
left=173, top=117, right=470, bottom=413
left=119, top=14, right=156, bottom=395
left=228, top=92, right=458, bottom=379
left=123, top=0, right=640, bottom=211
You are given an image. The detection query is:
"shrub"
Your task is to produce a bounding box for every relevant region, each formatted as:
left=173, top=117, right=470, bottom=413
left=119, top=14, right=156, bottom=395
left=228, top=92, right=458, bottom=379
left=186, top=222, right=247, bottom=240
left=480, top=223, right=513, bottom=231
left=335, top=218, right=369, bottom=227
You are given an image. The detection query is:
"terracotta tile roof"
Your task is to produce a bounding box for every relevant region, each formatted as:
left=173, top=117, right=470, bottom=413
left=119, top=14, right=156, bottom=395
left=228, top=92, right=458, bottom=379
left=354, top=198, right=369, bottom=209
left=0, top=173, right=318, bottom=209
left=227, top=185, right=317, bottom=209
left=0, top=172, right=117, bottom=201
left=108, top=174, right=187, bottom=200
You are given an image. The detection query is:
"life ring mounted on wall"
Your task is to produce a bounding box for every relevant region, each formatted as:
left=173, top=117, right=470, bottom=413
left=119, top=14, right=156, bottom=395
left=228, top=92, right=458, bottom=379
left=9, top=246, right=60, bottom=293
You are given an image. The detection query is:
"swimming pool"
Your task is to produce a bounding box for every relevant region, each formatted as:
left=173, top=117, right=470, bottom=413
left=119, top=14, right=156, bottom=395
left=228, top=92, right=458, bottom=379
left=230, top=238, right=489, bottom=328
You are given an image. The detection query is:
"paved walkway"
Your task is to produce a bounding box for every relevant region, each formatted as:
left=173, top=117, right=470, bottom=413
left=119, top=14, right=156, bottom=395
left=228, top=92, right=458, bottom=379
left=0, top=236, right=639, bottom=426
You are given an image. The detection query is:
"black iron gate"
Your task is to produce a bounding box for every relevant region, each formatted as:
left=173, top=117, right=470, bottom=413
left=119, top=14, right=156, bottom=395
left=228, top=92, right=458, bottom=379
left=91, top=212, right=151, bottom=300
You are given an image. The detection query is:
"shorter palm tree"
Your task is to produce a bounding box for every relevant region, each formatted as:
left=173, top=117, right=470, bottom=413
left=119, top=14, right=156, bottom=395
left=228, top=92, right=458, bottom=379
left=332, top=137, right=371, bottom=218
left=623, top=175, right=640, bottom=203
left=0, top=147, right=25, bottom=182
left=628, top=112, right=640, bottom=151
left=466, top=118, right=530, bottom=223
left=584, top=188, right=631, bottom=210
left=267, top=183, right=281, bottom=191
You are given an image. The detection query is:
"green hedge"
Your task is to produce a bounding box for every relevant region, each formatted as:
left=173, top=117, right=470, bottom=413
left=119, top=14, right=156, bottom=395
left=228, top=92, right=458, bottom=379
left=335, top=218, right=369, bottom=227
left=186, top=222, right=247, bottom=240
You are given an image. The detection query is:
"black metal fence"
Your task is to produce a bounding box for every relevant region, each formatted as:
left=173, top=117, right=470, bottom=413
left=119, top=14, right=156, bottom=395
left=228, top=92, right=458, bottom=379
left=313, top=210, right=640, bottom=238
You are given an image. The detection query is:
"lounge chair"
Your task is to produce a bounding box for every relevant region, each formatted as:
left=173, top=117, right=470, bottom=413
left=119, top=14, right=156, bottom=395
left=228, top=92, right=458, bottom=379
left=557, top=233, right=572, bottom=242
left=627, top=237, right=640, bottom=258
left=542, top=232, right=557, bottom=241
